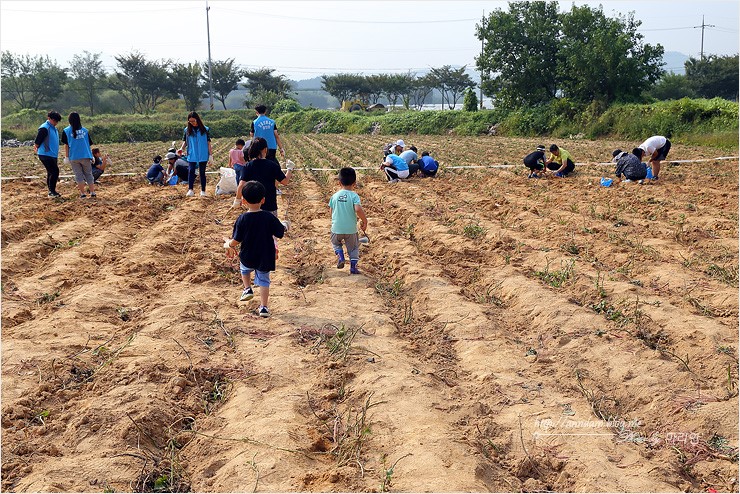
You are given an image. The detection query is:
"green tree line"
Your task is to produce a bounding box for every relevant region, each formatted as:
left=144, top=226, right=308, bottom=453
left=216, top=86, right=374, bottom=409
left=1, top=50, right=295, bottom=115
left=319, top=66, right=476, bottom=110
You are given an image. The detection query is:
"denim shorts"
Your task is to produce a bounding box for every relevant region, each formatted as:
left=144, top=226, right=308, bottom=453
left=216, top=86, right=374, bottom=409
left=239, top=262, right=270, bottom=287
left=233, top=163, right=244, bottom=185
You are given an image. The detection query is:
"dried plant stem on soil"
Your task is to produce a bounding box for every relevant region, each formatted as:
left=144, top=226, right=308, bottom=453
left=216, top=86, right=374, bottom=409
left=518, top=414, right=543, bottom=477
left=172, top=338, right=198, bottom=386
left=186, top=429, right=313, bottom=458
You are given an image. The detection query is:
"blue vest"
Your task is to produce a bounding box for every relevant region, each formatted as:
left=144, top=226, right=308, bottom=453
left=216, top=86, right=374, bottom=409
left=253, top=115, right=277, bottom=149
left=37, top=121, right=59, bottom=158
left=64, top=126, right=93, bottom=160
left=388, top=154, right=409, bottom=172
left=184, top=126, right=210, bottom=162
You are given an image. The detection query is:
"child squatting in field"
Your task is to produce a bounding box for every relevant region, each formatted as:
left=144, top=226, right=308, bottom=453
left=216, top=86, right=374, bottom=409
left=224, top=180, right=286, bottom=318
left=523, top=145, right=547, bottom=178
left=330, top=167, right=368, bottom=275
left=146, top=155, right=166, bottom=185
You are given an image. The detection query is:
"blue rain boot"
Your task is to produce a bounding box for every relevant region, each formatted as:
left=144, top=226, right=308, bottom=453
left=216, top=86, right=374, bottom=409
left=335, top=249, right=345, bottom=269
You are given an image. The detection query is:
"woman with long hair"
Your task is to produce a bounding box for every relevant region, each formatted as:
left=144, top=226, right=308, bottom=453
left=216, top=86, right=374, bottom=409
left=61, top=112, right=96, bottom=198
left=33, top=110, right=63, bottom=198
left=179, top=111, right=212, bottom=197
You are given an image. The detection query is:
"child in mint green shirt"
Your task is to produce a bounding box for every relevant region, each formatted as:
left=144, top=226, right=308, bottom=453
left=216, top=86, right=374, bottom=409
left=329, top=167, right=368, bottom=275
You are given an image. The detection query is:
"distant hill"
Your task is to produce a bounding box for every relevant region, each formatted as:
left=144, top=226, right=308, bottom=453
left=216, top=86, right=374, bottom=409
left=662, top=51, right=690, bottom=75
left=291, top=77, right=324, bottom=90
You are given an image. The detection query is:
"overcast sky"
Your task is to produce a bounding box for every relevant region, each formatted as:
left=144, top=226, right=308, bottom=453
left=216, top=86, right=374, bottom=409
left=1, top=0, right=738, bottom=80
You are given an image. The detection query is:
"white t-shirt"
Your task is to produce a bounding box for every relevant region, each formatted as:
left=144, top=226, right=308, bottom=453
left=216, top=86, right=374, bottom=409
left=639, top=136, right=667, bottom=155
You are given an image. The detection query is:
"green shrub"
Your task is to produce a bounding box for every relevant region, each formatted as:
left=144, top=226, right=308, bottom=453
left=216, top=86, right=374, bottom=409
left=2, top=99, right=736, bottom=144
left=271, top=99, right=302, bottom=116
left=1, top=129, right=18, bottom=140
left=462, top=88, right=478, bottom=112
left=498, top=108, right=553, bottom=136
left=590, top=98, right=738, bottom=140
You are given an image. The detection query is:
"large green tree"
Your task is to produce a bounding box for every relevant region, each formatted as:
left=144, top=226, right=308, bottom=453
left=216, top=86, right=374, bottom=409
left=365, top=74, right=386, bottom=105
left=68, top=51, right=105, bottom=115
left=243, top=68, right=294, bottom=108
left=394, top=73, right=416, bottom=109
left=645, top=72, right=696, bottom=101
left=203, top=59, right=242, bottom=109
left=382, top=73, right=413, bottom=108
left=321, top=73, right=365, bottom=107
left=558, top=5, right=664, bottom=105
left=475, top=2, right=664, bottom=108
left=685, top=54, right=739, bottom=100
left=1, top=51, right=68, bottom=110
left=410, top=73, right=436, bottom=110
left=429, top=65, right=475, bottom=110
left=113, top=51, right=174, bottom=113
left=171, top=62, right=205, bottom=110
left=475, top=2, right=560, bottom=108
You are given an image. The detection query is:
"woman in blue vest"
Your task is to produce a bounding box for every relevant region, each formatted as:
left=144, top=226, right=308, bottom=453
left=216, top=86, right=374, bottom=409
left=61, top=112, right=96, bottom=198
left=33, top=110, right=63, bottom=198
left=179, top=111, right=213, bottom=197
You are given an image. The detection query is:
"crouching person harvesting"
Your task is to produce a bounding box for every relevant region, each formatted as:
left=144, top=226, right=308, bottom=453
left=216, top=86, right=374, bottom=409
left=224, top=181, right=286, bottom=318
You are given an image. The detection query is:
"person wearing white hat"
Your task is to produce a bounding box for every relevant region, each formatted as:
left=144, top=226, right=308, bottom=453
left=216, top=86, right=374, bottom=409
left=382, top=139, right=406, bottom=157
left=164, top=152, right=189, bottom=184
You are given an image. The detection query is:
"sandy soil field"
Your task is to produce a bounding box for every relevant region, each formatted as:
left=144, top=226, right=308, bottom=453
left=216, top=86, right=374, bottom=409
left=1, top=135, right=738, bottom=492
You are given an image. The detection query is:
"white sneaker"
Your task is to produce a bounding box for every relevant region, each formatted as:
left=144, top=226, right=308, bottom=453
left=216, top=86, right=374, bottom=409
left=200, top=191, right=207, bottom=197
left=389, top=179, right=399, bottom=184
left=186, top=189, right=194, bottom=197
left=623, top=179, right=632, bottom=183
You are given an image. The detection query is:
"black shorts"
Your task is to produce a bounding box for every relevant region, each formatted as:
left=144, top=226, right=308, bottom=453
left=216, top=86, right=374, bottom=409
left=175, top=164, right=189, bottom=181
left=523, top=155, right=544, bottom=170
left=655, top=139, right=671, bottom=161
left=546, top=158, right=575, bottom=174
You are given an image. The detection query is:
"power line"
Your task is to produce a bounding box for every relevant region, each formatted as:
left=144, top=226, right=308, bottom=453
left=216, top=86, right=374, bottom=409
left=639, top=26, right=697, bottom=31
left=1, top=6, right=200, bottom=14
left=217, top=7, right=477, bottom=24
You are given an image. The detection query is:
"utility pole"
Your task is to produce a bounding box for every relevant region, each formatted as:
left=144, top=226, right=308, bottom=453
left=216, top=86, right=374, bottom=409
left=206, top=0, right=214, bottom=109
left=693, top=15, right=715, bottom=60
left=479, top=10, right=485, bottom=109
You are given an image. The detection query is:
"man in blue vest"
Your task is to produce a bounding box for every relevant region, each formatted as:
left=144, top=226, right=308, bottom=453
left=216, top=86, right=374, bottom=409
left=250, top=105, right=285, bottom=166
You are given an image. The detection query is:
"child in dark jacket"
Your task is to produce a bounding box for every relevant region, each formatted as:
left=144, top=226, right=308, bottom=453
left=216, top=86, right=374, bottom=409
left=224, top=180, right=285, bottom=318
left=146, top=155, right=165, bottom=185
